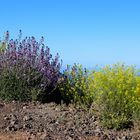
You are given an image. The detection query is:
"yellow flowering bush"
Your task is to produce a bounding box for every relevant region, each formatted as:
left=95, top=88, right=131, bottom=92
left=90, top=64, right=139, bottom=129
left=132, top=76, right=140, bottom=126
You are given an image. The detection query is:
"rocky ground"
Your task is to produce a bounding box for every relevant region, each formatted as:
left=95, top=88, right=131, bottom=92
left=0, top=101, right=140, bottom=140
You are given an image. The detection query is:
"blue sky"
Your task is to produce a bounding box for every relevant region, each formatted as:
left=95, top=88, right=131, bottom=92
left=0, top=0, right=140, bottom=68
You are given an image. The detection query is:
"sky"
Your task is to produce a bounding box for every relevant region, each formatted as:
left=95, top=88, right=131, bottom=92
left=0, top=0, right=140, bottom=69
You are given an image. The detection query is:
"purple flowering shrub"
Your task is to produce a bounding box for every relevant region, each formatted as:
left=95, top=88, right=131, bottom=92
left=0, top=31, right=62, bottom=102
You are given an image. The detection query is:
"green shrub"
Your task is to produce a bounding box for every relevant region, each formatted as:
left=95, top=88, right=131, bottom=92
left=131, top=76, right=140, bottom=128
left=0, top=67, right=42, bottom=101
left=91, top=64, right=139, bottom=129
left=59, top=64, right=94, bottom=106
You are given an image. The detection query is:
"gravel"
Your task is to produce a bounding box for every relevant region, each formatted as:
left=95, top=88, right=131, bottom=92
left=0, top=101, right=140, bottom=140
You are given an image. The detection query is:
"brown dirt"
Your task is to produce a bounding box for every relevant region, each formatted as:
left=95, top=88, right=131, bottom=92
left=0, top=101, right=140, bottom=140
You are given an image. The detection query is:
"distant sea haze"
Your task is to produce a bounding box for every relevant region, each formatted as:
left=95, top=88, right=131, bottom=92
left=61, top=64, right=140, bottom=76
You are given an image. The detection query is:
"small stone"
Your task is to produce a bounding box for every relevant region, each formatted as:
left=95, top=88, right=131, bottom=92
left=40, top=133, right=48, bottom=140
left=12, top=108, right=17, bottom=112
left=23, top=123, right=32, bottom=129
left=43, top=128, right=47, bottom=133
left=94, top=128, right=102, bottom=136
left=23, top=115, right=32, bottom=121
left=6, top=125, right=17, bottom=132
left=10, top=120, right=18, bottom=125
left=6, top=126, right=12, bottom=131
left=65, top=135, right=73, bottom=140
left=28, top=137, right=32, bottom=140
left=55, top=107, right=59, bottom=111
left=100, top=134, right=109, bottom=140
left=38, top=106, right=43, bottom=109
left=0, top=103, right=4, bottom=108
left=23, top=106, right=27, bottom=109
left=4, top=116, right=10, bottom=120
left=121, top=136, right=127, bottom=140
left=10, top=114, right=17, bottom=120
left=39, top=115, right=43, bottom=118
left=29, top=130, right=37, bottom=135
left=85, top=131, right=90, bottom=135
left=15, top=124, right=23, bottom=130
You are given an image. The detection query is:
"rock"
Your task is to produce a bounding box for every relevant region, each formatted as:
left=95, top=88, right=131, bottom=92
left=15, top=124, right=23, bottom=130
left=6, top=125, right=17, bottom=132
left=9, top=114, right=17, bottom=121
left=39, top=115, right=43, bottom=118
left=6, top=126, right=12, bottom=131
left=65, top=135, right=74, bottom=140
left=10, top=120, right=18, bottom=125
left=121, top=136, right=128, bottom=140
left=4, top=116, right=10, bottom=120
left=100, top=134, right=110, bottom=140
left=23, top=115, right=32, bottom=121
left=23, top=123, right=32, bottom=129
left=94, top=128, right=102, bottom=137
left=55, top=107, right=59, bottom=111
left=40, top=133, right=48, bottom=140
left=0, top=103, right=4, bottom=108
left=23, top=106, right=27, bottom=109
